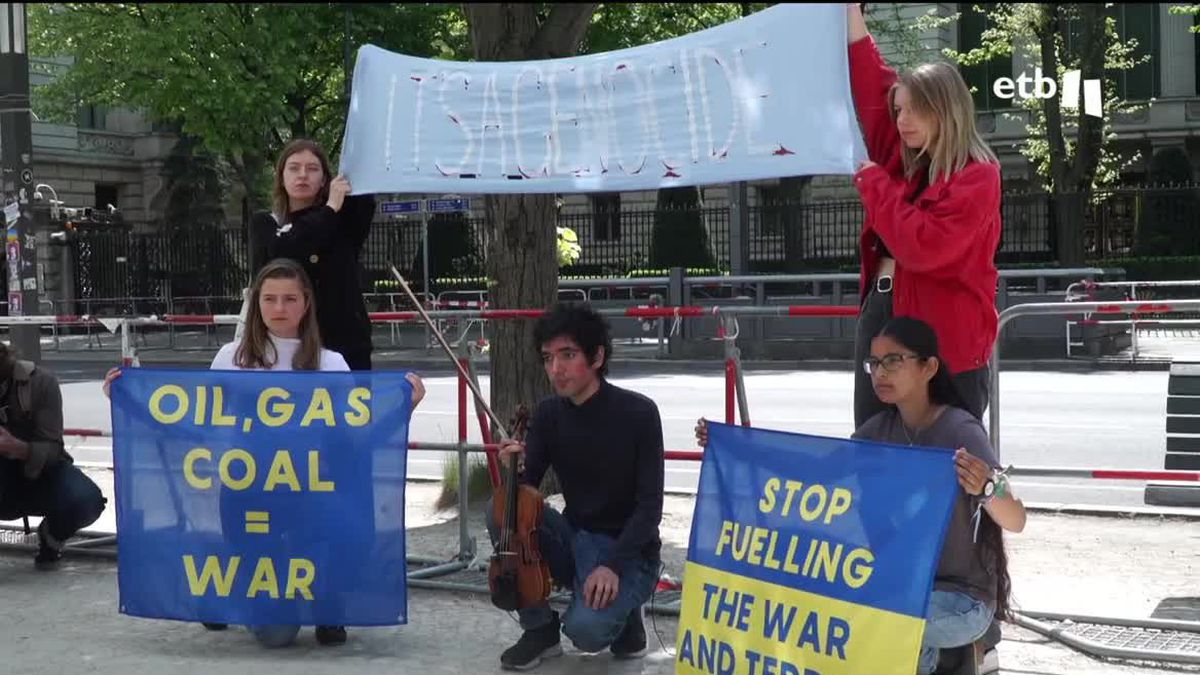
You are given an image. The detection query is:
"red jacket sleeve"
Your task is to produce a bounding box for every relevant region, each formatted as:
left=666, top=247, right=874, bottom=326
left=849, top=36, right=903, bottom=177
left=854, top=161, right=1001, bottom=273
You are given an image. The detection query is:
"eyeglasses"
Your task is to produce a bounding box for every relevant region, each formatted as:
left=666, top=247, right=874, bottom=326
left=862, top=353, right=921, bottom=375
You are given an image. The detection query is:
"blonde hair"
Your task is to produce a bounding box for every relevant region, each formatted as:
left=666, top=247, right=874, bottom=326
left=236, top=258, right=322, bottom=370
left=889, top=62, right=998, bottom=184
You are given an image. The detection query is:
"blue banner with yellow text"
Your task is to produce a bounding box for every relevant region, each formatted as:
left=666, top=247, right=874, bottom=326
left=677, top=423, right=958, bottom=675
left=110, top=368, right=412, bottom=626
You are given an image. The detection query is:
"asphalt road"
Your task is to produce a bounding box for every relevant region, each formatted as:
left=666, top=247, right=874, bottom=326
left=53, top=362, right=1179, bottom=509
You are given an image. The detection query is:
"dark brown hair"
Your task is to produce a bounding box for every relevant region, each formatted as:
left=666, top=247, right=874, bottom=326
left=272, top=138, right=332, bottom=220
left=235, top=259, right=322, bottom=370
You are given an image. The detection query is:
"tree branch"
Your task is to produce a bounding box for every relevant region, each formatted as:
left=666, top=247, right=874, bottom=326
left=531, top=3, right=600, bottom=58
left=1071, top=1, right=1106, bottom=190
left=464, top=4, right=535, bottom=60
left=1040, top=5, right=1067, bottom=191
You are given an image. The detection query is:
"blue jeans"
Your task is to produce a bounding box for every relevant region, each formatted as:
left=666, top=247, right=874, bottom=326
left=918, top=591, right=993, bottom=675
left=485, top=498, right=659, bottom=652
left=0, top=461, right=106, bottom=542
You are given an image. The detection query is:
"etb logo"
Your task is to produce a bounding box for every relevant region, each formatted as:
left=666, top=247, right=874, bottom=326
left=992, top=68, right=1103, bottom=118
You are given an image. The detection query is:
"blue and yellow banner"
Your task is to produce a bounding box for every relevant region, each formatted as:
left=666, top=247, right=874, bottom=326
left=110, top=369, right=413, bottom=627
left=677, top=423, right=958, bottom=675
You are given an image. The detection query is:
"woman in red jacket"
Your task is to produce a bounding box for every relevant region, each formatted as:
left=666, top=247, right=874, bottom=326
left=848, top=4, right=1002, bottom=429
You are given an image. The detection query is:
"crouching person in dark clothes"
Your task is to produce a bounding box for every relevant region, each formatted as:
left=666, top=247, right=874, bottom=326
left=485, top=304, right=664, bottom=671
left=0, top=345, right=106, bottom=569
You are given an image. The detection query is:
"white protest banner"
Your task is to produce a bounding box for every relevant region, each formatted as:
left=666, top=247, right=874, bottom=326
left=339, top=3, right=866, bottom=195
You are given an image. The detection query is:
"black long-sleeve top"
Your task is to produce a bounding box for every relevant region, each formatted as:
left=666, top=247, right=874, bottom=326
left=248, top=195, right=377, bottom=362
left=520, top=379, right=665, bottom=573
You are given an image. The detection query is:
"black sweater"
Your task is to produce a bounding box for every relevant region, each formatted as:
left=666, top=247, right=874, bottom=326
left=249, top=195, right=377, bottom=362
left=521, top=379, right=665, bottom=573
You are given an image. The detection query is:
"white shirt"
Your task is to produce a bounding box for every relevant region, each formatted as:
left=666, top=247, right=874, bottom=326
left=210, top=334, right=350, bottom=372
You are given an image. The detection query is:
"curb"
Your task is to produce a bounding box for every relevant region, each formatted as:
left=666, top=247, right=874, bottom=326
left=38, top=350, right=1175, bottom=375
left=1020, top=501, right=1200, bottom=521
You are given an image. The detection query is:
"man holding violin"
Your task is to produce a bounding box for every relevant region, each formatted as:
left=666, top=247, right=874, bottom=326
left=487, top=303, right=665, bottom=671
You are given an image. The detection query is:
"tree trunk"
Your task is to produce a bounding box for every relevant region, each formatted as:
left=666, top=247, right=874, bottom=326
left=462, top=3, right=599, bottom=456
left=1040, top=3, right=1106, bottom=268
left=485, top=192, right=559, bottom=437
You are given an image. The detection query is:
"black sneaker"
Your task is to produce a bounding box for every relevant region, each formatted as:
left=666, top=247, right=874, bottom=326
left=315, top=625, right=347, bottom=646
left=611, top=607, right=647, bottom=659
left=201, top=623, right=228, bottom=631
left=34, top=522, right=63, bottom=571
left=500, top=614, right=563, bottom=671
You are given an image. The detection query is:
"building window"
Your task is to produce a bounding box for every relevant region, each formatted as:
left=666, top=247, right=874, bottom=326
left=94, top=184, right=119, bottom=211
left=957, top=3, right=1009, bottom=112
left=77, top=104, right=108, bottom=130
left=1065, top=5, right=1162, bottom=101
left=1110, top=3, right=1160, bottom=101
left=757, top=185, right=784, bottom=236
left=590, top=192, right=621, bottom=241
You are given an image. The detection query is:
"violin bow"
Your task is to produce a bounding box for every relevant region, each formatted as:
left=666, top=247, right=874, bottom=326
left=387, top=264, right=510, bottom=442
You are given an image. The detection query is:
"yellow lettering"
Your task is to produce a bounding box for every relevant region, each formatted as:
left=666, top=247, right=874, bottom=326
left=758, top=477, right=780, bottom=515
left=219, top=449, right=256, bottom=490
left=344, top=387, right=372, bottom=426
left=825, top=488, right=853, bottom=525
left=843, top=548, right=875, bottom=589
left=801, top=538, right=820, bottom=576
left=799, top=485, right=830, bottom=522
left=183, top=555, right=240, bottom=597
left=211, top=386, right=237, bottom=426
left=747, top=527, right=769, bottom=566
left=258, top=388, right=295, bottom=427
left=308, top=451, right=335, bottom=492
left=300, top=388, right=336, bottom=427
left=714, top=520, right=735, bottom=557
left=246, top=557, right=280, bottom=599
left=812, top=541, right=844, bottom=583
left=193, top=386, right=207, bottom=426
left=781, top=480, right=804, bottom=517
left=763, top=529, right=782, bottom=570
left=149, top=385, right=188, bottom=424
left=263, top=451, right=301, bottom=492
left=183, top=448, right=212, bottom=490
left=783, top=534, right=802, bottom=574
left=730, top=523, right=751, bottom=561
left=286, top=558, right=316, bottom=600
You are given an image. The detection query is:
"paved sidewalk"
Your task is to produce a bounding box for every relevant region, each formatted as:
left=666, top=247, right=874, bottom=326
left=1, top=480, right=1197, bottom=674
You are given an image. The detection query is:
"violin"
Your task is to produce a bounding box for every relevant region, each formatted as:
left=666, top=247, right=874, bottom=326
left=381, top=266, right=553, bottom=610
left=488, top=405, right=553, bottom=611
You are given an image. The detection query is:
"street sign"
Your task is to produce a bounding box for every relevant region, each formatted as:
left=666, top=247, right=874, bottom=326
left=426, top=198, right=470, bottom=213
left=381, top=200, right=421, bottom=215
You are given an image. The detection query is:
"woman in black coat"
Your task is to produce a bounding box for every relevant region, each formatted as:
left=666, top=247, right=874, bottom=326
left=249, top=138, right=376, bottom=370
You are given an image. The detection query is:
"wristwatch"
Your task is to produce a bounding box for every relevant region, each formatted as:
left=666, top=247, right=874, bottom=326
left=981, top=469, right=1010, bottom=503
left=980, top=478, right=996, bottom=501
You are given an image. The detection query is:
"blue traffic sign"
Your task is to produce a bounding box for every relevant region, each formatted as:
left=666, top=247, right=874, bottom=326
left=426, top=198, right=471, bottom=213
left=381, top=200, right=421, bottom=214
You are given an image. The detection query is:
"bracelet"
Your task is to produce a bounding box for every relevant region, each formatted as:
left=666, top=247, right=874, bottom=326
left=991, top=466, right=1012, bottom=499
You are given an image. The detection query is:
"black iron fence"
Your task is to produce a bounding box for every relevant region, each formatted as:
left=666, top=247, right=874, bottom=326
left=65, top=184, right=1200, bottom=301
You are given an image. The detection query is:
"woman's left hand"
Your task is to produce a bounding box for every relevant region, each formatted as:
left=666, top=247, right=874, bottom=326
left=406, top=373, right=426, bottom=409
left=326, top=174, right=351, bottom=212
left=954, top=448, right=991, bottom=496
left=856, top=159, right=878, bottom=173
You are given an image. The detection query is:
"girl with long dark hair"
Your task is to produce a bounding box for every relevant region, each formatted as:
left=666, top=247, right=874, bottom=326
left=695, top=316, right=1025, bottom=673
left=853, top=316, right=1024, bottom=673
